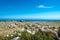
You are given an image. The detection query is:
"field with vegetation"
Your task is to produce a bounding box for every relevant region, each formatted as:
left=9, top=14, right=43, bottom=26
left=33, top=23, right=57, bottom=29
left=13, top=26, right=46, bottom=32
left=0, top=21, right=60, bottom=40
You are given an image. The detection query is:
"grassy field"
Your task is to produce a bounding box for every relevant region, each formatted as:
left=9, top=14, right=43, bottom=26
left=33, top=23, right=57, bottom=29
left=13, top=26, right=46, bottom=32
left=0, top=21, right=60, bottom=40
left=0, top=21, right=60, bottom=35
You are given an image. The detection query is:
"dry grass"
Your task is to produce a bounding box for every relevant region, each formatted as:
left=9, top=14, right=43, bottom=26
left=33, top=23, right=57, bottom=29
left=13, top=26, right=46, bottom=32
left=0, top=21, right=60, bottom=35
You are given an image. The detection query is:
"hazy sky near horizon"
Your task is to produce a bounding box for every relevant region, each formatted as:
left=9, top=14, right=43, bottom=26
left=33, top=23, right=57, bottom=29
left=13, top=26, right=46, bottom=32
left=0, top=0, right=60, bottom=19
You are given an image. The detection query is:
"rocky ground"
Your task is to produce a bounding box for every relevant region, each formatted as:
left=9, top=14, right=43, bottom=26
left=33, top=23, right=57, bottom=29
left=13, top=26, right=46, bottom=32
left=0, top=21, right=60, bottom=40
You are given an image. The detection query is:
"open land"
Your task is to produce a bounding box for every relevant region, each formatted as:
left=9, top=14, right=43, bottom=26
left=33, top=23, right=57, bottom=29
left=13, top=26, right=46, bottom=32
left=0, top=21, right=60, bottom=40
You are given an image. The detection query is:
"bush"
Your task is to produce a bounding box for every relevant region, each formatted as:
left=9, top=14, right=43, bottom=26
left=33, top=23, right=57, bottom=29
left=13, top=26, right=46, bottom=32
left=20, top=31, right=32, bottom=40
left=20, top=29, right=54, bottom=40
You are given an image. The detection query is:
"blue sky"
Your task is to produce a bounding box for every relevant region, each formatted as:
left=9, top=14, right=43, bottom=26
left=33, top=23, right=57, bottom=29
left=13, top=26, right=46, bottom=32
left=0, top=0, right=60, bottom=19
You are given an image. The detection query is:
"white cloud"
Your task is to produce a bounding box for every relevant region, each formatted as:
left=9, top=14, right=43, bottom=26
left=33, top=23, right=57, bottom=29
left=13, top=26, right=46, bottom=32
left=37, top=5, right=53, bottom=8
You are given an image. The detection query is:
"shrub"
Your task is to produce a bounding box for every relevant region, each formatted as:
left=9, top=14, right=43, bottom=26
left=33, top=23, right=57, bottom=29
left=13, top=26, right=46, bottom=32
left=20, top=31, right=32, bottom=40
